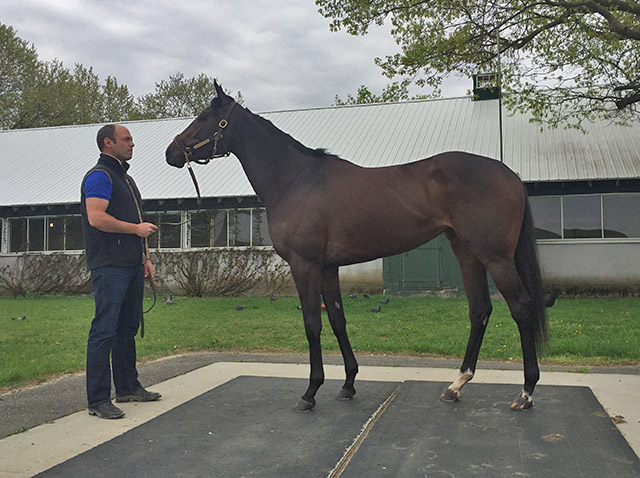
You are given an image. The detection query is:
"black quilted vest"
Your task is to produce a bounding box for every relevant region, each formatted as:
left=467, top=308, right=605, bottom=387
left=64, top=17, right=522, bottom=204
left=80, top=154, right=146, bottom=270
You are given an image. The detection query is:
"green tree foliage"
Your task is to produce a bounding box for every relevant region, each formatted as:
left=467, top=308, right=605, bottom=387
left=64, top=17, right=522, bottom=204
left=137, top=72, right=243, bottom=119
left=334, top=81, right=429, bottom=105
left=0, top=24, right=39, bottom=129
left=101, top=76, right=143, bottom=123
left=137, top=72, right=218, bottom=119
left=0, top=22, right=235, bottom=129
left=316, top=0, right=640, bottom=127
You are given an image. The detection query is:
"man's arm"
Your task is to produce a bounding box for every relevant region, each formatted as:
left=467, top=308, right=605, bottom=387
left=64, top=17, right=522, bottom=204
left=85, top=197, right=158, bottom=237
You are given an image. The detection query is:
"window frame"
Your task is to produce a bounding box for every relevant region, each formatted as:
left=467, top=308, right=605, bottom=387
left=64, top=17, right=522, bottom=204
left=531, top=193, right=640, bottom=243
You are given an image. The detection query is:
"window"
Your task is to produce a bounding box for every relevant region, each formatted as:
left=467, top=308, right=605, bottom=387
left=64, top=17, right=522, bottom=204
left=603, top=195, right=640, bottom=238
left=29, top=217, right=45, bottom=251
left=530, top=193, right=640, bottom=240
left=252, top=209, right=272, bottom=246
left=145, top=212, right=181, bottom=249
left=190, top=211, right=212, bottom=247
left=189, top=208, right=272, bottom=248
left=159, top=213, right=181, bottom=249
left=563, top=196, right=602, bottom=239
left=231, top=210, right=251, bottom=247
left=213, top=210, right=228, bottom=247
left=65, top=216, right=84, bottom=250
left=530, top=197, right=561, bottom=239
left=2, top=207, right=275, bottom=253
left=10, top=218, right=27, bottom=252
left=47, top=217, right=65, bottom=251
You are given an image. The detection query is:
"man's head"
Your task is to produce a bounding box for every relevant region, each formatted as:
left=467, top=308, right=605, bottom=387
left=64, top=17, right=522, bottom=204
left=97, top=124, right=135, bottom=162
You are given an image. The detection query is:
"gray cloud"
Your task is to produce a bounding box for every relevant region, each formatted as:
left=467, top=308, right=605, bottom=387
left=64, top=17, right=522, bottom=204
left=1, top=0, right=468, bottom=112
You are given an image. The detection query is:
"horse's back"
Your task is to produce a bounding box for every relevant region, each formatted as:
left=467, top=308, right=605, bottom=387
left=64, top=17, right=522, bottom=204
left=421, top=151, right=527, bottom=256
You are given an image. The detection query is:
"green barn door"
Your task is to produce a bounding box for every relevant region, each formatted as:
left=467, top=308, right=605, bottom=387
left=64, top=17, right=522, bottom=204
left=400, top=239, right=442, bottom=289
left=383, top=235, right=466, bottom=295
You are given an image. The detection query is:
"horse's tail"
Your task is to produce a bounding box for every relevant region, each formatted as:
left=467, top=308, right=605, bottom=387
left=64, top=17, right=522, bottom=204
left=515, top=191, right=548, bottom=348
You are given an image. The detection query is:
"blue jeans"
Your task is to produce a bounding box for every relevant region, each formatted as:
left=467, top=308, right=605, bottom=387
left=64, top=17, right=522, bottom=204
left=87, top=265, right=144, bottom=408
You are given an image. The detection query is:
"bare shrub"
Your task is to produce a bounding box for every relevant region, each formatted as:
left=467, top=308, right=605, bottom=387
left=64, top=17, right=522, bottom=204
left=0, top=253, right=92, bottom=296
left=151, top=249, right=292, bottom=297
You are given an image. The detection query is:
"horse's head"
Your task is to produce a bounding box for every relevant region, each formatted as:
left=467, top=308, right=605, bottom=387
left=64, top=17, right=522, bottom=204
left=166, top=80, right=237, bottom=168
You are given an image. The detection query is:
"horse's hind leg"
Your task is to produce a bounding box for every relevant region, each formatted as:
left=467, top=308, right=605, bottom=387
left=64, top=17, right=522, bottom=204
left=485, top=258, right=540, bottom=410
left=321, top=266, right=359, bottom=400
left=441, top=238, right=492, bottom=402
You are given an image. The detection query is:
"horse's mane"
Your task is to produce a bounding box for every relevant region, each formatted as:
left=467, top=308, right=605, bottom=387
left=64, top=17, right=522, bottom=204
left=251, top=109, right=341, bottom=160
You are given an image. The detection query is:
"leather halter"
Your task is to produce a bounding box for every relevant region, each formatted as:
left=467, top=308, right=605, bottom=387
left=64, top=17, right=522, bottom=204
left=173, top=101, right=237, bottom=167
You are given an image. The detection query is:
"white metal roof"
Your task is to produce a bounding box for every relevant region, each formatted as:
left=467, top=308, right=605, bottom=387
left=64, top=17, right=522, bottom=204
left=2, top=97, right=640, bottom=208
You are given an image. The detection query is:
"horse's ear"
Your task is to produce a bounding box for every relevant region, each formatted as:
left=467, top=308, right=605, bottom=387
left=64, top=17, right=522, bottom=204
left=214, top=80, right=230, bottom=101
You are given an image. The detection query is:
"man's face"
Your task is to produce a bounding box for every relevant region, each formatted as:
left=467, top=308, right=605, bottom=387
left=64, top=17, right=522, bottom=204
left=106, top=126, right=135, bottom=162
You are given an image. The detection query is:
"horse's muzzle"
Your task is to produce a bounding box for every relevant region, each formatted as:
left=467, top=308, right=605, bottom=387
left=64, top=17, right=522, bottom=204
left=165, top=146, right=186, bottom=168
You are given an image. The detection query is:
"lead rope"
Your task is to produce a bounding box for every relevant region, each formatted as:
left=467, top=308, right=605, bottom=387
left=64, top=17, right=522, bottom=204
left=142, top=104, right=236, bottom=321
left=141, top=157, right=204, bottom=323
left=122, top=171, right=154, bottom=338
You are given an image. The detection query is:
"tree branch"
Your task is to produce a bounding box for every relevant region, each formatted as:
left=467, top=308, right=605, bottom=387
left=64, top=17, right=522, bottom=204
left=544, top=0, right=640, bottom=40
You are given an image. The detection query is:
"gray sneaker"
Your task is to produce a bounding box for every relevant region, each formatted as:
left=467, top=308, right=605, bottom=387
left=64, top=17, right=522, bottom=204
left=116, top=387, right=162, bottom=403
left=88, top=401, right=125, bottom=419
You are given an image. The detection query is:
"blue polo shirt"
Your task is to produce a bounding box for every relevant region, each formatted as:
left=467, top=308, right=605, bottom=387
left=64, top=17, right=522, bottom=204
left=84, top=170, right=112, bottom=201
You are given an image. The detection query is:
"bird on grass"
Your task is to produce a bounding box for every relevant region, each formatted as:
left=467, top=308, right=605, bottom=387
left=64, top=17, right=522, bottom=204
left=363, top=294, right=370, bottom=299
left=349, top=292, right=358, bottom=299
left=368, top=306, right=381, bottom=313
left=165, top=294, right=174, bottom=305
left=379, top=298, right=390, bottom=305
left=235, top=305, right=246, bottom=311
left=12, top=316, right=26, bottom=321
left=270, top=294, right=277, bottom=301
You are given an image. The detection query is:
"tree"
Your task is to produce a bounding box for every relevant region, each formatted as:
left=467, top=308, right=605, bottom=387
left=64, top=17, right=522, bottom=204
left=334, top=81, right=429, bottom=105
left=15, top=62, right=129, bottom=128
left=15, top=60, right=78, bottom=128
left=316, top=0, right=640, bottom=128
left=101, top=76, right=142, bottom=122
left=137, top=72, right=221, bottom=119
left=0, top=23, right=39, bottom=129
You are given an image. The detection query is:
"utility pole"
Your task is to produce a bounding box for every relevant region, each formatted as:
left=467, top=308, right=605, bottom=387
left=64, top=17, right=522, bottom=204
left=497, top=26, right=504, bottom=163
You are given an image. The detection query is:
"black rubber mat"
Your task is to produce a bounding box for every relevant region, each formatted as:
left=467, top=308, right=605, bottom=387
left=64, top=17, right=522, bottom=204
left=36, top=376, right=399, bottom=478
left=340, top=381, right=640, bottom=477
left=35, top=378, right=640, bottom=477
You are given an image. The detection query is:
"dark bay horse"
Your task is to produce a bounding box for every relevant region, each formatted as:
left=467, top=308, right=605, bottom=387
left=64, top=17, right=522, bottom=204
left=165, top=82, right=548, bottom=412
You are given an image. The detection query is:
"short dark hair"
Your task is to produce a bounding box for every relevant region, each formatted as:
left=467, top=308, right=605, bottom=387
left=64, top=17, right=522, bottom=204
left=96, top=124, right=117, bottom=151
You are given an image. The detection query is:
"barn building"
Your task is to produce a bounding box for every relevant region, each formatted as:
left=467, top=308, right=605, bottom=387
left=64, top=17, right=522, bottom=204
left=1, top=95, right=640, bottom=295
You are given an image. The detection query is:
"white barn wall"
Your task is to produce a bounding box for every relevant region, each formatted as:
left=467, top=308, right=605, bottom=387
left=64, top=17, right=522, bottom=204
left=538, top=242, right=640, bottom=289
left=338, top=259, right=383, bottom=293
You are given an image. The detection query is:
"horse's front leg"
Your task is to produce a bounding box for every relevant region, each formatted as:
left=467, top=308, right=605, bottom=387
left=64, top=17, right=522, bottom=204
left=321, top=266, right=358, bottom=400
left=290, top=259, right=325, bottom=411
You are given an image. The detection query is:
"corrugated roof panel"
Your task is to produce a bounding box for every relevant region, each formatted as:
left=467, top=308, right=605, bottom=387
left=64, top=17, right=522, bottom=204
left=2, top=97, right=640, bottom=208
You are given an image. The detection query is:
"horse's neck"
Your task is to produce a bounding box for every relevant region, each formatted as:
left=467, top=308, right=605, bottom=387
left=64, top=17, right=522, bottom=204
left=231, top=110, right=317, bottom=208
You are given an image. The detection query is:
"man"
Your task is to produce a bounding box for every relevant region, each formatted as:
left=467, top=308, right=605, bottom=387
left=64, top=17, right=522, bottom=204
left=80, top=124, right=161, bottom=419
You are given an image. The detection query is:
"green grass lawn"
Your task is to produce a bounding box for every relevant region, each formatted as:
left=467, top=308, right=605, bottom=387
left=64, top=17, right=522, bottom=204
left=1, top=294, right=639, bottom=390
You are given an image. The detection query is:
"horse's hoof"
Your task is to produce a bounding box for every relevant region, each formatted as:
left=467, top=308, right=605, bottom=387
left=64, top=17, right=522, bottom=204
left=440, top=388, right=460, bottom=402
left=336, top=386, right=356, bottom=401
left=510, top=390, right=534, bottom=411
left=294, top=397, right=315, bottom=412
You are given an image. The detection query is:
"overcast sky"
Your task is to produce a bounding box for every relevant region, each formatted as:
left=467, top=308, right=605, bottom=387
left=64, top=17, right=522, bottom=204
left=1, top=0, right=469, bottom=112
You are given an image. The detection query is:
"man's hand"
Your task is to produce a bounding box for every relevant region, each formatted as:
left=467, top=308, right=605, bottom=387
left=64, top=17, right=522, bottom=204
left=136, top=222, right=158, bottom=238
left=144, top=259, right=155, bottom=279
